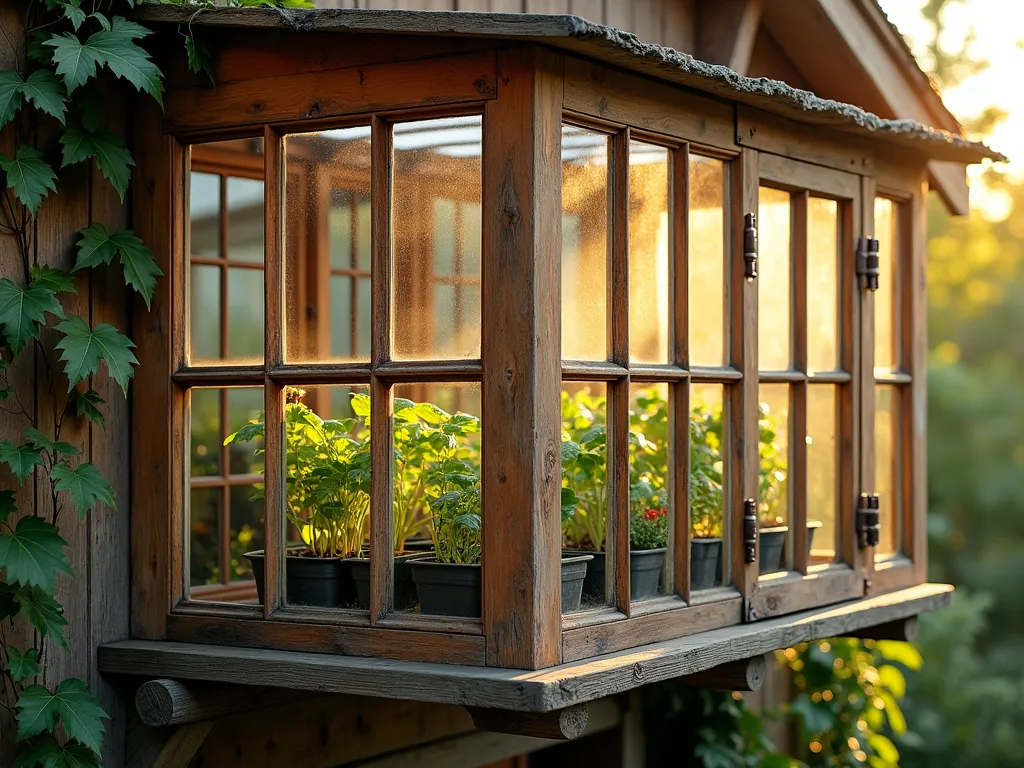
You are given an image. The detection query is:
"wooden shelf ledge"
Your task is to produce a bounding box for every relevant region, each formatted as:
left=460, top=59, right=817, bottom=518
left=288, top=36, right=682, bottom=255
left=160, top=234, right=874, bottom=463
left=100, top=583, right=950, bottom=714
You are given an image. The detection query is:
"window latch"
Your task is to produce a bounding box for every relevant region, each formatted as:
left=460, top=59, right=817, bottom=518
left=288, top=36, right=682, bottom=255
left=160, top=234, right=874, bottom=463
left=856, top=492, right=880, bottom=548
left=857, top=236, right=880, bottom=291
left=744, top=213, right=758, bottom=281
left=743, top=498, right=757, bottom=563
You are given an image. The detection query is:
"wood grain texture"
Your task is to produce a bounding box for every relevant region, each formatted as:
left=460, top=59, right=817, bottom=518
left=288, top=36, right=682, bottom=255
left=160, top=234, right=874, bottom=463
left=99, top=583, right=953, bottom=712
left=750, top=568, right=862, bottom=620
left=736, top=107, right=874, bottom=176
left=675, top=655, right=766, bottom=691
left=468, top=703, right=588, bottom=739
left=481, top=46, right=563, bottom=669
left=843, top=615, right=917, bottom=642
left=696, top=0, right=763, bottom=74
left=135, top=679, right=304, bottom=726
left=151, top=722, right=213, bottom=768
left=757, top=153, right=861, bottom=199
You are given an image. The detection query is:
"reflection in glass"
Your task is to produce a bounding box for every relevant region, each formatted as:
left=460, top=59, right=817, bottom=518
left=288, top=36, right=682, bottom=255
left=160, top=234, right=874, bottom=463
left=562, top=125, right=608, bottom=361
left=226, top=267, right=264, bottom=363
left=689, top=157, right=726, bottom=366
left=628, top=142, right=669, bottom=363
left=284, top=128, right=372, bottom=362
left=758, top=384, right=790, bottom=528
left=808, top=197, right=839, bottom=372
left=190, top=265, right=220, bottom=363
left=629, top=384, right=671, bottom=598
left=874, top=198, right=898, bottom=372
left=758, top=187, right=791, bottom=371
left=875, top=386, right=900, bottom=556
left=393, top=117, right=483, bottom=360
left=807, top=385, right=837, bottom=562
left=690, top=384, right=725, bottom=590
left=226, top=177, right=264, bottom=262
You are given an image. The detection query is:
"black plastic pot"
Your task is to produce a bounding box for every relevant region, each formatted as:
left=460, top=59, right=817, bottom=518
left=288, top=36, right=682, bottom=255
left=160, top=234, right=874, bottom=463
left=245, top=549, right=355, bottom=608
left=567, top=550, right=605, bottom=602
left=690, top=537, right=722, bottom=591
left=565, top=548, right=667, bottom=602
left=349, top=552, right=430, bottom=610
left=807, top=520, right=823, bottom=555
left=410, top=558, right=482, bottom=617
left=759, top=526, right=789, bottom=574
left=561, top=554, right=594, bottom=613
left=402, top=537, right=435, bottom=553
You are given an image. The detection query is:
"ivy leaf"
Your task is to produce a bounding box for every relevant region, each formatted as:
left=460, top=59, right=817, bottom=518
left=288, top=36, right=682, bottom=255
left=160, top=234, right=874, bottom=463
left=64, top=4, right=88, bottom=31
left=51, top=461, right=115, bottom=518
left=0, top=489, right=16, bottom=523
left=14, top=733, right=101, bottom=768
left=71, top=89, right=103, bottom=132
left=0, top=441, right=45, bottom=484
left=30, top=265, right=76, bottom=296
left=185, top=34, right=214, bottom=85
left=0, top=146, right=58, bottom=215
left=54, top=316, right=138, bottom=395
left=16, top=585, right=68, bottom=650
left=69, top=388, right=105, bottom=428
left=0, top=70, right=24, bottom=129
left=21, top=70, right=68, bottom=124
left=16, top=679, right=107, bottom=755
left=6, top=646, right=40, bottom=682
left=0, top=278, right=64, bottom=354
left=25, top=427, right=80, bottom=457
left=0, top=516, right=72, bottom=592
left=73, top=224, right=159, bottom=305
left=60, top=128, right=133, bottom=200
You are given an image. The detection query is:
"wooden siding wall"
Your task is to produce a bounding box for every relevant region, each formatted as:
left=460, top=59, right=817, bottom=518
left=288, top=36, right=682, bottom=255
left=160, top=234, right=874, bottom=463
left=316, top=0, right=697, bottom=53
left=0, top=3, right=131, bottom=764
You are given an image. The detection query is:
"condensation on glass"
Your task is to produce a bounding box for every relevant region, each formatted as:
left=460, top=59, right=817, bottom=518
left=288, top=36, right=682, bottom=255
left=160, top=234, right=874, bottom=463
left=806, top=384, right=838, bottom=562
left=758, top=187, right=792, bottom=371
left=392, top=116, right=483, bottom=361
left=807, top=197, right=839, bottom=372
left=874, top=386, right=901, bottom=557
left=629, top=383, right=672, bottom=598
left=187, top=139, right=265, bottom=365
left=283, top=126, right=372, bottom=363
left=628, top=142, right=670, bottom=364
left=187, top=386, right=265, bottom=603
left=561, top=124, right=609, bottom=361
left=690, top=383, right=726, bottom=590
left=689, top=156, right=726, bottom=367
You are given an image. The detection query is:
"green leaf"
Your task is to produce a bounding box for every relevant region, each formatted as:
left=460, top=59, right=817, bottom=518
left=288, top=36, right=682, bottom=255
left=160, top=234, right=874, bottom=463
left=72, top=222, right=117, bottom=269
left=16, top=585, right=68, bottom=650
left=61, top=129, right=134, bottom=200
left=71, top=89, right=103, bottom=132
left=45, top=18, right=163, bottom=104
left=16, top=679, right=107, bottom=755
left=0, top=146, right=58, bottom=215
left=0, top=70, right=24, bottom=129
left=6, top=646, right=40, bottom=682
left=0, top=278, right=64, bottom=354
left=51, top=461, right=115, bottom=518
left=185, top=33, right=215, bottom=85
left=21, top=70, right=67, bottom=124
left=875, top=640, right=924, bottom=670
left=0, top=441, right=45, bottom=484
left=30, top=266, right=76, bottom=295
left=54, top=316, right=138, bottom=395
left=69, top=388, right=105, bottom=428
left=15, top=733, right=101, bottom=768
left=0, top=516, right=71, bottom=592
left=59, top=125, right=94, bottom=168
left=64, top=4, right=88, bottom=31
left=73, top=224, right=159, bottom=304
left=25, top=428, right=80, bottom=457
left=0, top=489, right=16, bottom=523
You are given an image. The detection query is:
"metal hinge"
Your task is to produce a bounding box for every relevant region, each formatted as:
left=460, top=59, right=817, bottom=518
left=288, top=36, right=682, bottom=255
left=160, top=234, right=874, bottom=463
left=856, top=492, right=880, bottom=548
left=856, top=236, right=880, bottom=291
left=743, top=498, right=757, bottom=563
left=743, top=213, right=758, bottom=281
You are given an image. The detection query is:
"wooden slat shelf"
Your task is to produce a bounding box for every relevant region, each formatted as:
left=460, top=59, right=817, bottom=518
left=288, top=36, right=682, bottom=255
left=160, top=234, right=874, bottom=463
left=100, top=583, right=950, bottom=713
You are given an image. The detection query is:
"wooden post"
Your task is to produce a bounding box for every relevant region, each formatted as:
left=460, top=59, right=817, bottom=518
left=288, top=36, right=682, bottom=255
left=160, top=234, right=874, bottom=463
left=135, top=679, right=305, bottom=727
left=468, top=704, right=588, bottom=741
left=675, top=655, right=766, bottom=691
left=844, top=616, right=918, bottom=642
left=481, top=45, right=564, bottom=670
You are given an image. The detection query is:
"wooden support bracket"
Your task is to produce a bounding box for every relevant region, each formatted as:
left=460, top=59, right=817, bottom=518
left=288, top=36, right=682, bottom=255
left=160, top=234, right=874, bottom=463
left=674, top=655, right=766, bottom=691
left=136, top=678, right=305, bottom=727
left=843, top=616, right=918, bottom=643
left=467, top=703, right=589, bottom=740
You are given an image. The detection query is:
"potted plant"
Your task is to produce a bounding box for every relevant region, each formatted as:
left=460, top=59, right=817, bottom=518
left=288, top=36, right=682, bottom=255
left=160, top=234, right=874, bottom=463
left=690, top=400, right=725, bottom=591
left=228, top=388, right=371, bottom=608
left=758, top=403, right=789, bottom=573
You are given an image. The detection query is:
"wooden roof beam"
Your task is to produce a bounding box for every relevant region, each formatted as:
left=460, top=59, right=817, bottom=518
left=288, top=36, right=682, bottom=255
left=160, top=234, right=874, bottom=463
left=696, top=0, right=763, bottom=75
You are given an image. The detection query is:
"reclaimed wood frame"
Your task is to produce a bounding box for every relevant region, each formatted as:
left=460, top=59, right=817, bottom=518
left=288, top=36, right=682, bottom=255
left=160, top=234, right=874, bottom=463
left=130, top=37, right=931, bottom=671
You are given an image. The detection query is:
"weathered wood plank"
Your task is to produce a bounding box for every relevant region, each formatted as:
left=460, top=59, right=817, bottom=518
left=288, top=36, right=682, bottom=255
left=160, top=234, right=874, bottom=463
left=135, top=679, right=304, bottom=726
left=468, top=703, right=588, bottom=740
left=675, top=655, right=766, bottom=691
left=695, top=0, right=763, bottom=74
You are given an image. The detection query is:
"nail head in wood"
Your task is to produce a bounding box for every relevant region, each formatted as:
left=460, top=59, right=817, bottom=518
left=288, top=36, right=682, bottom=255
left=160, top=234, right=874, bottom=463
left=675, top=655, right=767, bottom=692
left=467, top=703, right=589, bottom=740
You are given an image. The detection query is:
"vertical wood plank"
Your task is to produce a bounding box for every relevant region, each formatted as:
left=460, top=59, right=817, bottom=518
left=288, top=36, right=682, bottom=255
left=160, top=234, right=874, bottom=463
left=604, top=1, right=630, bottom=30
left=854, top=176, right=874, bottom=582
left=731, top=148, right=758, bottom=617
left=662, top=0, right=696, bottom=53
left=672, top=145, right=689, bottom=599
left=481, top=46, right=563, bottom=669
left=791, top=191, right=808, bottom=575
left=569, top=0, right=603, bottom=21
left=525, top=0, right=567, bottom=12
left=907, top=174, right=928, bottom=583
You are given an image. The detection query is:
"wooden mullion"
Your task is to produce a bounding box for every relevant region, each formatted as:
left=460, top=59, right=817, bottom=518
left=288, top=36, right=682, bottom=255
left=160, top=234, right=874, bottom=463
left=671, top=143, right=689, bottom=600
left=792, top=191, right=808, bottom=574
left=218, top=387, right=230, bottom=588
left=673, top=145, right=689, bottom=368
left=907, top=175, right=928, bottom=583
left=370, top=115, right=395, bottom=624
left=218, top=174, right=229, bottom=360
left=854, top=176, right=874, bottom=582
left=673, top=379, right=690, bottom=600
left=263, top=125, right=285, bottom=617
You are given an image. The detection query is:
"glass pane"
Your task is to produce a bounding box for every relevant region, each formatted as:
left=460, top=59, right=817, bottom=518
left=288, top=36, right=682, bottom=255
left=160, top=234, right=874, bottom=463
left=690, top=384, right=725, bottom=590
left=394, top=383, right=482, bottom=616
left=875, top=385, right=901, bottom=557
left=874, top=198, right=898, bottom=373
left=189, top=264, right=220, bottom=363
left=628, top=142, right=670, bottom=364
left=226, top=388, right=264, bottom=475
left=758, top=187, right=791, bottom=371
left=758, top=383, right=790, bottom=532
left=189, top=487, right=220, bottom=588
left=689, top=157, right=726, bottom=367
left=226, top=267, right=265, bottom=363
left=284, top=128, right=372, bottom=363
left=807, top=385, right=838, bottom=563
left=629, top=384, right=671, bottom=599
left=189, top=171, right=219, bottom=260
left=807, top=197, right=839, bottom=372
left=229, top=484, right=264, bottom=584
left=561, top=384, right=609, bottom=609
left=561, top=125, right=608, bottom=361
left=190, top=388, right=220, bottom=478
left=393, top=117, right=483, bottom=360
left=226, top=177, right=264, bottom=262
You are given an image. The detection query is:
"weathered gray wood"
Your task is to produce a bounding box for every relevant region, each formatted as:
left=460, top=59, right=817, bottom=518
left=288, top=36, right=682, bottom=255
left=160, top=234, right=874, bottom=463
left=675, top=655, right=766, bottom=691
left=843, top=616, right=918, bottom=642
left=468, top=703, right=588, bottom=740
left=99, top=583, right=951, bottom=713
left=135, top=679, right=304, bottom=726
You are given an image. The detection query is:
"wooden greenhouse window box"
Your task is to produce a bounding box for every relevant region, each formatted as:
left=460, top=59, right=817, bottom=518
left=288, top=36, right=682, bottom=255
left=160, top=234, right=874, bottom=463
left=119, top=7, right=998, bottom=698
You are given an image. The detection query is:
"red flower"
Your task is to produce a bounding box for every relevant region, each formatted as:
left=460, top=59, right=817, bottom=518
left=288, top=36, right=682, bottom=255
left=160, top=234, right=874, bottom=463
left=644, top=509, right=657, bottom=521
left=659, top=508, right=668, bottom=517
